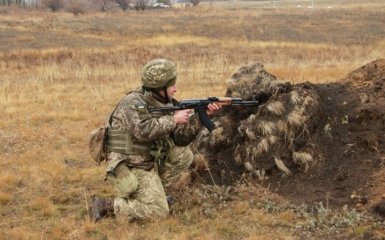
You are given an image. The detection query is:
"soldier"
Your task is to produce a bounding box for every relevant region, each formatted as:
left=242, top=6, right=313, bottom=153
left=89, top=58, right=220, bottom=222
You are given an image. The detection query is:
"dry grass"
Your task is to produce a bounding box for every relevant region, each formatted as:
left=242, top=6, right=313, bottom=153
left=257, top=121, right=275, bottom=136
left=287, top=109, right=307, bottom=127
left=266, top=101, right=285, bottom=116
left=1, top=1, right=384, bottom=239
left=274, top=157, right=292, bottom=176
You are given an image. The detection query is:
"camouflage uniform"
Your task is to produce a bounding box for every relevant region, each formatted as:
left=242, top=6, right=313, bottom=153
left=105, top=60, right=201, bottom=221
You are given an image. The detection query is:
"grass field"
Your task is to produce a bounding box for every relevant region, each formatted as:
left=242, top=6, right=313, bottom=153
left=1, top=1, right=384, bottom=239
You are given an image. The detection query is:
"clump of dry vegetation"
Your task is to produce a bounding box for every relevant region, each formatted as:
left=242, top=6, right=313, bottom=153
left=196, top=62, right=323, bottom=175
left=0, top=1, right=384, bottom=239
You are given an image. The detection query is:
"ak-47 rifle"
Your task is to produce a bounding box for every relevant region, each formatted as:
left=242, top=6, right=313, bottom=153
left=147, top=97, right=259, bottom=131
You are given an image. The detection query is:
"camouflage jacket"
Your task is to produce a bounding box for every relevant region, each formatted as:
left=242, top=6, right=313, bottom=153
left=106, top=88, right=202, bottom=173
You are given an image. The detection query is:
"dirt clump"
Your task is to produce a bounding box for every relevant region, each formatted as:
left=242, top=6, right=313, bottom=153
left=374, top=200, right=385, bottom=217
left=192, top=59, right=385, bottom=212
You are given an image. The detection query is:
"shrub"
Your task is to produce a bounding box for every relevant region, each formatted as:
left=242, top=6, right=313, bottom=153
left=115, top=0, right=129, bottom=11
left=67, top=6, right=85, bottom=15
left=190, top=0, right=200, bottom=6
left=134, top=0, right=146, bottom=11
left=44, top=0, right=64, bottom=12
left=65, top=0, right=86, bottom=15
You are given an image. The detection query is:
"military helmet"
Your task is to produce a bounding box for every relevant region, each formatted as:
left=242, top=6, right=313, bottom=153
left=141, top=58, right=177, bottom=89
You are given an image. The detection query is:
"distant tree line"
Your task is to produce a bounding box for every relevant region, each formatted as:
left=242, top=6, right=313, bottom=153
left=0, top=0, right=39, bottom=6
left=0, top=0, right=201, bottom=13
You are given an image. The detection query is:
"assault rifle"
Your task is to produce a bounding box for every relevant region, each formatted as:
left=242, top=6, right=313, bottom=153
left=147, top=97, right=259, bottom=131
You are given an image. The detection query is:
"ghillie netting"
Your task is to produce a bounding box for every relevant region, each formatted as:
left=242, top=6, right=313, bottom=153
left=185, top=59, right=385, bottom=211
left=193, top=62, right=324, bottom=181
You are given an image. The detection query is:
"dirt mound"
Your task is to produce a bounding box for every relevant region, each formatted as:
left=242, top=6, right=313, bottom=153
left=192, top=59, right=385, bottom=212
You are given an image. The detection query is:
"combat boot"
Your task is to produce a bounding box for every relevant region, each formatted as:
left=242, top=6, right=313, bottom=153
left=88, top=195, right=114, bottom=222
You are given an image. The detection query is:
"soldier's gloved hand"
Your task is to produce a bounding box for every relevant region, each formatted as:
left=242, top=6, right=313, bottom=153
left=174, top=109, right=193, bottom=125
left=206, top=103, right=221, bottom=117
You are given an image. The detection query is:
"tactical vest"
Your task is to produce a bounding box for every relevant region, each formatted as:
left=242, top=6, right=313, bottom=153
left=105, top=90, right=175, bottom=162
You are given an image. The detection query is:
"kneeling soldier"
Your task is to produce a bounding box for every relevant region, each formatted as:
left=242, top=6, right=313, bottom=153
left=89, top=58, right=220, bottom=222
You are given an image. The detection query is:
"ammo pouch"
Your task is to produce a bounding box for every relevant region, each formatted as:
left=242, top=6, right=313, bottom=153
left=149, top=136, right=174, bottom=163
left=105, top=129, right=150, bottom=155
left=106, top=128, right=175, bottom=165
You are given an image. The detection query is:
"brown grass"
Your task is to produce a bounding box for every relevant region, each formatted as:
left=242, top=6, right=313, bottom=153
left=1, top=1, right=384, bottom=239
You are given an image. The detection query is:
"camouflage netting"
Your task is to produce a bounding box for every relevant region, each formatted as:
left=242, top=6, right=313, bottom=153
left=184, top=59, right=385, bottom=212
left=193, top=62, right=324, bottom=180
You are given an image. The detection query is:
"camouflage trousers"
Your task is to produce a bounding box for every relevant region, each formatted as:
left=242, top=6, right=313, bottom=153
left=106, top=146, right=193, bottom=221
